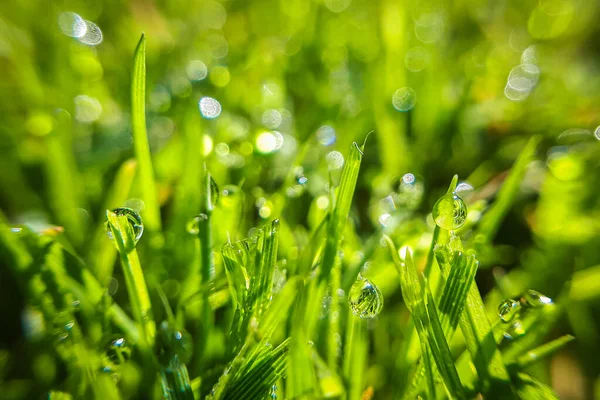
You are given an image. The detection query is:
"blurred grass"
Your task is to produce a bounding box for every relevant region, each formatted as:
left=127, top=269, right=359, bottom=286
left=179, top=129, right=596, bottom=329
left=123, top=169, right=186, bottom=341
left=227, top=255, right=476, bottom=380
left=1, top=0, right=600, bottom=399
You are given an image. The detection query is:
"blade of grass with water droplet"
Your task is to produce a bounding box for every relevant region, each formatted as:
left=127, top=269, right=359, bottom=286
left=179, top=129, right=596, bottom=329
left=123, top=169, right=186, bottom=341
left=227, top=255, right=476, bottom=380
left=88, top=158, right=137, bottom=282
left=131, top=33, right=161, bottom=232
left=477, top=135, right=540, bottom=243
left=106, top=209, right=155, bottom=348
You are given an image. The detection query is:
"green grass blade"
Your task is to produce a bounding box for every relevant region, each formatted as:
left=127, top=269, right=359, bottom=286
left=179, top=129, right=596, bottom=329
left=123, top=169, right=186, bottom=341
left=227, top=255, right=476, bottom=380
left=131, top=33, right=161, bottom=232
left=106, top=210, right=155, bottom=347
left=512, top=334, right=575, bottom=370
left=319, top=141, right=364, bottom=283
left=88, top=159, right=137, bottom=281
left=514, top=373, right=559, bottom=400
left=477, top=135, right=540, bottom=243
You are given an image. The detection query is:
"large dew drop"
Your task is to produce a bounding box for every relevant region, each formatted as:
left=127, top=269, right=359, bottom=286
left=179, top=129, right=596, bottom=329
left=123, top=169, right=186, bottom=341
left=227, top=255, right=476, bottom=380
left=432, top=193, right=467, bottom=230
left=105, top=207, right=144, bottom=243
left=348, top=276, right=384, bottom=319
left=199, top=97, right=222, bottom=119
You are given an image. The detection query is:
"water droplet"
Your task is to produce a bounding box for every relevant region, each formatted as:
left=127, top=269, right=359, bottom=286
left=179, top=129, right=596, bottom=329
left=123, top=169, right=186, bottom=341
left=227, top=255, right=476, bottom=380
left=186, top=60, right=208, bottom=81
left=326, top=151, right=344, bottom=170
left=106, top=337, right=132, bottom=365
left=348, top=276, right=384, bottom=319
left=256, top=131, right=278, bottom=154
left=187, top=214, right=208, bottom=235
left=199, top=97, right=222, bottom=119
left=262, top=109, right=282, bottom=129
left=392, top=87, right=417, bottom=112
left=498, top=299, right=520, bottom=323
left=270, top=384, right=278, bottom=399
left=58, top=12, right=87, bottom=38
left=78, top=20, right=103, bottom=46
left=155, top=321, right=193, bottom=367
left=594, top=126, right=600, bottom=140
left=105, top=207, right=144, bottom=243
left=11, top=227, right=22, bottom=233
left=455, top=182, right=474, bottom=196
left=432, top=193, right=467, bottom=230
left=504, top=320, right=525, bottom=340
left=317, top=125, right=336, bottom=146
left=519, top=290, right=553, bottom=308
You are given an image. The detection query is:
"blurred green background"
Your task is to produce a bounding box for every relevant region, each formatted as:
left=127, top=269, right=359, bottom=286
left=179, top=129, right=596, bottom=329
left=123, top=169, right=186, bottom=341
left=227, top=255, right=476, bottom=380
left=1, top=0, right=600, bottom=398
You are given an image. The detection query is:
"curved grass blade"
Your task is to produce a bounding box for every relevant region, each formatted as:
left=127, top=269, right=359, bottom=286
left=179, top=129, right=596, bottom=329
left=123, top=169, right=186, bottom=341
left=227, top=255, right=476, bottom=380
left=131, top=33, right=161, bottom=232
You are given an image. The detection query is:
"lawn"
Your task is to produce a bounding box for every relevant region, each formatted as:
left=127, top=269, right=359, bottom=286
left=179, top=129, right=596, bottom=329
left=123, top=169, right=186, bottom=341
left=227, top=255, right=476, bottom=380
left=1, top=0, right=600, bottom=399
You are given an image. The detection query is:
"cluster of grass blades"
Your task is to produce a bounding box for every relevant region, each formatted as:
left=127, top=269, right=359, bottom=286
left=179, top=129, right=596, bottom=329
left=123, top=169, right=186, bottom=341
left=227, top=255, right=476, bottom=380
left=0, top=34, right=582, bottom=400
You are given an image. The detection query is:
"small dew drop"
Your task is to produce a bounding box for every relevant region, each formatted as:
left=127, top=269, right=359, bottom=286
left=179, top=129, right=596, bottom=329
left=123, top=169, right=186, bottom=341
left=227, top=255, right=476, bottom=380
left=199, top=97, right=222, bottom=119
left=155, top=321, right=193, bottom=367
left=58, top=12, right=87, bottom=38
left=187, top=214, right=209, bottom=235
left=326, top=151, right=344, bottom=170
left=432, top=193, right=467, bottom=230
left=105, top=207, right=144, bottom=243
left=106, top=337, right=132, bottom=365
left=186, top=60, right=208, bottom=81
left=317, top=125, right=336, bottom=146
left=78, top=20, right=103, bottom=46
left=348, top=276, right=384, bottom=319
left=498, top=299, right=520, bottom=323
left=392, top=87, right=417, bottom=112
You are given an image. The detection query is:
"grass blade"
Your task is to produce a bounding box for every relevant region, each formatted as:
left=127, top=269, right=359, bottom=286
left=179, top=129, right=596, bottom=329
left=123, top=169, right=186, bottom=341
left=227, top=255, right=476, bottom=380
left=477, top=135, right=540, bottom=243
left=512, top=334, right=575, bottom=370
left=131, top=33, right=161, bottom=232
left=106, top=210, right=155, bottom=347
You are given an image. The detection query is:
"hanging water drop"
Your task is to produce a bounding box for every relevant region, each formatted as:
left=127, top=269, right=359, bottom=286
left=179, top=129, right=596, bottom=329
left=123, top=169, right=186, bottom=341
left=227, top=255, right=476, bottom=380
left=498, top=299, right=520, bottom=323
left=105, top=207, right=144, bottom=243
left=270, top=384, right=278, bottom=399
left=187, top=214, right=208, bottom=235
left=432, top=193, right=467, bottom=230
left=106, top=337, right=132, bottom=365
left=155, top=321, right=193, bottom=367
left=348, top=276, right=384, bottom=319
left=519, top=289, right=553, bottom=308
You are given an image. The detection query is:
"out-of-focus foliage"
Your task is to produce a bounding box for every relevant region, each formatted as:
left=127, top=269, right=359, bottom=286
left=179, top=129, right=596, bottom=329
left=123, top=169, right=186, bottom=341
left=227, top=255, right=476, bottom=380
left=1, top=0, right=600, bottom=399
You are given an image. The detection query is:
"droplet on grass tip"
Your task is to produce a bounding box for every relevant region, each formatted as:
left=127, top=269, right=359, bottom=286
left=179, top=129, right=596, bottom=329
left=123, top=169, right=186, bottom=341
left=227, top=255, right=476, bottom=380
left=432, top=193, right=467, bottom=230
left=105, top=207, right=144, bottom=243
left=348, top=276, right=384, bottom=319
left=106, top=337, right=132, bottom=365
left=187, top=214, right=208, bottom=235
left=520, top=289, right=553, bottom=308
left=498, top=298, right=520, bottom=323
left=392, top=87, right=417, bottom=111
left=199, top=96, right=222, bottom=119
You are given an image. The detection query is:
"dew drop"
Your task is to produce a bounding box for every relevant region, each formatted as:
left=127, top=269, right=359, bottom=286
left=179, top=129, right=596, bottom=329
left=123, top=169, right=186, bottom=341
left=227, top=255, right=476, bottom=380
left=78, top=20, right=103, bottom=46
left=392, top=87, right=417, bottom=112
left=105, top=207, right=144, bottom=243
left=58, top=12, right=87, bottom=38
left=498, top=299, right=520, bottom=323
left=187, top=214, right=208, bottom=235
left=326, top=151, right=344, bottom=170
left=106, top=337, right=132, bottom=365
left=504, top=320, right=525, bottom=340
left=348, top=276, right=384, bottom=319
left=199, top=97, right=222, bottom=119
left=155, top=321, right=193, bottom=367
left=519, top=289, right=553, bottom=308
left=432, top=193, right=467, bottom=230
